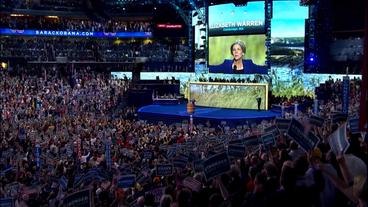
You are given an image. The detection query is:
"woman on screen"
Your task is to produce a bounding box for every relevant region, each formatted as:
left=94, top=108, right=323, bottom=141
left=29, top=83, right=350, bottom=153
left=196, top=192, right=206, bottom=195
left=209, top=40, right=268, bottom=74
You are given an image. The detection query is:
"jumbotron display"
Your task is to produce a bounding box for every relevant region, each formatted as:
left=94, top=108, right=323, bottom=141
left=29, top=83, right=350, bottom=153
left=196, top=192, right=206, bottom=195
left=208, top=2, right=265, bottom=36
left=208, top=2, right=268, bottom=74
left=208, top=35, right=267, bottom=74
left=189, top=82, right=268, bottom=110
left=271, top=0, right=309, bottom=68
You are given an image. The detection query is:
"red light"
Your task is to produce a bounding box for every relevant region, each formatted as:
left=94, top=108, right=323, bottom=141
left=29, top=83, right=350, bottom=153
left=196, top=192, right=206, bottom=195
left=157, top=24, right=182, bottom=29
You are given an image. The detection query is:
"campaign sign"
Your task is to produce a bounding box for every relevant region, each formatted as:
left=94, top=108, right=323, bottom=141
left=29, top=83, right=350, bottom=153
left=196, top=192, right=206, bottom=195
left=183, top=177, right=202, bottom=192
left=261, top=133, right=276, bottom=147
left=332, top=113, right=348, bottom=124
left=307, top=132, right=320, bottom=150
left=193, top=160, right=204, bottom=172
left=0, top=167, right=13, bottom=177
left=166, top=147, right=177, bottom=159
left=59, top=176, right=68, bottom=191
left=73, top=168, right=107, bottom=187
left=203, top=152, right=230, bottom=181
left=136, top=168, right=151, bottom=184
left=243, top=135, right=260, bottom=146
left=309, top=115, right=325, bottom=126
left=228, top=138, right=244, bottom=146
left=276, top=118, right=291, bottom=132
left=6, top=182, right=20, bottom=198
left=264, top=126, right=280, bottom=137
left=213, top=143, right=225, bottom=152
left=120, top=164, right=133, bottom=175
left=173, top=156, right=188, bottom=169
left=0, top=198, right=14, bottom=207
left=349, top=118, right=360, bottom=134
left=287, top=119, right=318, bottom=152
left=156, top=164, right=174, bottom=176
left=62, top=189, right=92, bottom=207
left=328, top=123, right=349, bottom=155
left=146, top=187, right=165, bottom=203
left=117, top=174, right=136, bottom=188
left=143, top=150, right=154, bottom=160
left=227, top=145, right=246, bottom=158
left=207, top=150, right=217, bottom=157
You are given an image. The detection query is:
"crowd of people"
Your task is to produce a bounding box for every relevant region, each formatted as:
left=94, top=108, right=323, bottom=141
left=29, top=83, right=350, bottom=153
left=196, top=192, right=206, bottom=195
left=0, top=37, right=190, bottom=64
left=0, top=15, right=152, bottom=33
left=315, top=77, right=361, bottom=115
left=1, top=0, right=83, bottom=11
left=0, top=66, right=366, bottom=207
left=197, top=75, right=272, bottom=84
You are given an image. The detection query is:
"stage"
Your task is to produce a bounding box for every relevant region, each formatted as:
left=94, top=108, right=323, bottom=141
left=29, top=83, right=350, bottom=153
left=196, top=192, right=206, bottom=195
left=137, top=103, right=281, bottom=127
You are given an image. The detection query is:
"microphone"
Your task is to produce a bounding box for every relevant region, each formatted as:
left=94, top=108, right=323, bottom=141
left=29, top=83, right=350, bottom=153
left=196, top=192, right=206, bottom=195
left=233, top=65, right=237, bottom=70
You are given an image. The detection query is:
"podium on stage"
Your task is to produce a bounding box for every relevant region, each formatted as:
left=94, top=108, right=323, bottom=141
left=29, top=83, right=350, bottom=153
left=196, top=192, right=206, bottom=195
left=187, top=99, right=195, bottom=114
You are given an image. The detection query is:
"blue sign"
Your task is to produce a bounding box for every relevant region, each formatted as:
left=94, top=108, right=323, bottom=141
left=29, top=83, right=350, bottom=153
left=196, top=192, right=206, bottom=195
left=0, top=198, right=14, bottom=207
left=0, top=167, right=13, bottom=177
left=332, top=113, right=348, bottom=124
left=166, top=147, right=177, bottom=159
left=118, top=174, right=136, bottom=188
left=62, top=189, right=91, bottom=207
left=193, top=160, right=204, bottom=172
left=309, top=115, right=325, bottom=126
left=203, top=152, right=230, bottom=181
left=227, top=145, right=246, bottom=158
left=342, top=76, right=350, bottom=113
left=264, top=126, right=280, bottom=137
left=313, top=99, right=318, bottom=114
left=287, top=119, right=319, bottom=152
left=276, top=118, right=291, bottom=132
left=74, top=168, right=107, bottom=187
left=228, top=138, right=244, bottom=146
left=0, top=28, right=152, bottom=38
left=349, top=118, right=360, bottom=134
left=105, top=143, right=111, bottom=170
left=243, top=135, right=260, bottom=146
left=173, top=156, right=188, bottom=169
left=143, top=150, right=154, bottom=160
left=35, top=144, right=41, bottom=168
left=59, top=176, right=68, bottom=191
left=328, top=123, right=349, bottom=155
left=261, top=133, right=276, bottom=147
left=156, top=164, right=173, bottom=176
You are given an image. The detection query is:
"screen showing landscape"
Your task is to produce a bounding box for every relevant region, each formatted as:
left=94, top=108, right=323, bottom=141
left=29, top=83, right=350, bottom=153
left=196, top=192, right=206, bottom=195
left=189, top=82, right=268, bottom=110
left=270, top=0, right=309, bottom=68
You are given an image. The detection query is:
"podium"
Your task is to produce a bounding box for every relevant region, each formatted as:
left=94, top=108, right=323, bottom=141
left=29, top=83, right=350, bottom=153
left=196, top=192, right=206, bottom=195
left=187, top=102, right=195, bottom=114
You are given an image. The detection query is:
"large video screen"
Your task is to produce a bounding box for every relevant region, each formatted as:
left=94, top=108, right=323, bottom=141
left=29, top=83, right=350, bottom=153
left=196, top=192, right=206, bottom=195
left=271, top=0, right=309, bottom=68
left=208, top=2, right=267, bottom=74
left=189, top=82, right=268, bottom=110
left=208, top=2, right=265, bottom=36
left=208, top=35, right=267, bottom=74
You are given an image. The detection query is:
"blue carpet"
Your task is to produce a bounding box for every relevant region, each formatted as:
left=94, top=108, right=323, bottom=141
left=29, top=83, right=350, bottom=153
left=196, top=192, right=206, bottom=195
left=138, top=103, right=281, bottom=126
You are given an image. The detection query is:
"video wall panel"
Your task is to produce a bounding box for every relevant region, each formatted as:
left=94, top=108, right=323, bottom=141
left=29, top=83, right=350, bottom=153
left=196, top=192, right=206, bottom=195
left=189, top=82, right=268, bottom=110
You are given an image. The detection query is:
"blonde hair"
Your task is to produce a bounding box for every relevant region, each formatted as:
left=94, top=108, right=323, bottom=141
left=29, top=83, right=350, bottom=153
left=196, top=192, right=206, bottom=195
left=230, top=40, right=246, bottom=55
